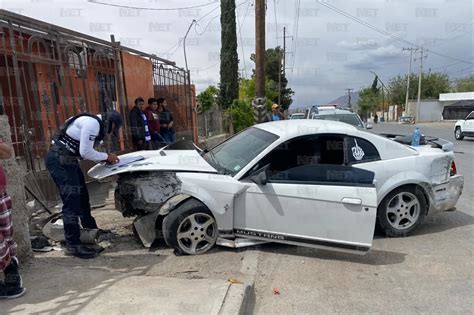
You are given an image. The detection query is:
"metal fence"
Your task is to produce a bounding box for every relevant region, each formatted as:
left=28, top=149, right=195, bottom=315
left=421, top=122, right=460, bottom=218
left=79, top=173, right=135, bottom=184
left=0, top=9, right=195, bottom=207
left=0, top=9, right=125, bottom=173
left=151, top=58, right=196, bottom=142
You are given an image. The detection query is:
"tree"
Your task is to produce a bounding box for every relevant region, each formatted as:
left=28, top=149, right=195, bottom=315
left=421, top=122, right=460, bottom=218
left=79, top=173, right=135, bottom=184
left=452, top=75, right=474, bottom=92
left=238, top=77, right=279, bottom=110
left=226, top=99, right=254, bottom=132
left=219, top=0, right=239, bottom=109
left=388, top=72, right=450, bottom=107
left=357, top=87, right=381, bottom=115
left=250, top=47, right=294, bottom=110
left=197, top=86, right=219, bottom=112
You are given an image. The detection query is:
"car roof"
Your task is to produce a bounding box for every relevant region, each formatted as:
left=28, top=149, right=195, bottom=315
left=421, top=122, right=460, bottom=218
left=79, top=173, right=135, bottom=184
left=253, top=119, right=417, bottom=160
left=315, top=109, right=355, bottom=115
left=254, top=119, right=357, bottom=139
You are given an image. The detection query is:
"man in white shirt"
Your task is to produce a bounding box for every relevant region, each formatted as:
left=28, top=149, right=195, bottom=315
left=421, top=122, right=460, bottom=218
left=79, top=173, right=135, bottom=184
left=46, top=111, right=122, bottom=259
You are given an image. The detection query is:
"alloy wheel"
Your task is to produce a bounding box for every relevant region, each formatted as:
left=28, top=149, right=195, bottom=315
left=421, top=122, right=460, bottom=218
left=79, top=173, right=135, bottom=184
left=385, top=192, right=421, bottom=230
left=176, top=213, right=217, bottom=255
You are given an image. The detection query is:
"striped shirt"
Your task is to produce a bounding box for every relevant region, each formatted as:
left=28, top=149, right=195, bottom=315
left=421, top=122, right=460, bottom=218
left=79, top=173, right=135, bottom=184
left=140, top=112, right=152, bottom=142
left=0, top=176, right=15, bottom=271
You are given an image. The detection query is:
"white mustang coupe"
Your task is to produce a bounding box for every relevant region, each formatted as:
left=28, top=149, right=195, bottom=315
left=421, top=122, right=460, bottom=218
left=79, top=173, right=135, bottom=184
left=88, top=120, right=463, bottom=256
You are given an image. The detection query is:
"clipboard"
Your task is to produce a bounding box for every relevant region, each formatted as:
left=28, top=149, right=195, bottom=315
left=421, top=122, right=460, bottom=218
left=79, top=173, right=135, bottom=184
left=104, top=155, right=145, bottom=169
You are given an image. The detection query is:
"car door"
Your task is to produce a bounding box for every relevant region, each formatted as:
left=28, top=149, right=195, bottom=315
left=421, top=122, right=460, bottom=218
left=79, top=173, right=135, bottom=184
left=464, top=112, right=474, bottom=134
left=233, top=134, right=378, bottom=255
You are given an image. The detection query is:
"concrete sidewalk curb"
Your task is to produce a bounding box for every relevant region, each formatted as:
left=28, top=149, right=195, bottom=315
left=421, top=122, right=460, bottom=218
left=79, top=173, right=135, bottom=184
left=218, top=282, right=255, bottom=315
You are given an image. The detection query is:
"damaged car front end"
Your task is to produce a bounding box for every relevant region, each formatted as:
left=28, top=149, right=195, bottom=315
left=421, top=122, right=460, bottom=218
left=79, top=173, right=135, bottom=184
left=114, top=171, right=188, bottom=247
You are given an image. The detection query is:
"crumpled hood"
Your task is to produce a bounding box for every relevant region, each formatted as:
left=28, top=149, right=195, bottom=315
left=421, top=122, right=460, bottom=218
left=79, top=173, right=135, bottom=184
left=88, top=149, right=218, bottom=180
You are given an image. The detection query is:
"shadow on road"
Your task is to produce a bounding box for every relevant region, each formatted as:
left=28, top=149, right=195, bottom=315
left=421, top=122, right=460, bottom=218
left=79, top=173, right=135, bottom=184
left=410, top=210, right=474, bottom=237
left=254, top=243, right=406, bottom=266
left=2, top=253, right=158, bottom=315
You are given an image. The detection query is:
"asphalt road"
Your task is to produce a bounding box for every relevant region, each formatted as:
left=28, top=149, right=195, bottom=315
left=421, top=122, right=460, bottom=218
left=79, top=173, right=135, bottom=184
left=30, top=121, right=470, bottom=314
left=251, top=122, right=473, bottom=313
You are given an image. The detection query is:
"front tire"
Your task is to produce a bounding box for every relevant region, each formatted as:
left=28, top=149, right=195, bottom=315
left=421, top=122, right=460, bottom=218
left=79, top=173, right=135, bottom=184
left=162, top=199, right=217, bottom=255
left=455, top=127, right=464, bottom=140
left=377, top=186, right=427, bottom=237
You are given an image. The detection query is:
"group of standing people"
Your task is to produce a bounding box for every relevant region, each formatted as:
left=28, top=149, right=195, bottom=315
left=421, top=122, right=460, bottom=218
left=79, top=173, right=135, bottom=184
left=129, top=97, right=175, bottom=151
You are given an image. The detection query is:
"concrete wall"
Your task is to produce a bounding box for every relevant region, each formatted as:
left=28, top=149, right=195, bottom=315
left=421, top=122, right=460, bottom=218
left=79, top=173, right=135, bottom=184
left=407, top=100, right=443, bottom=122
left=0, top=115, right=32, bottom=261
left=440, top=92, right=474, bottom=101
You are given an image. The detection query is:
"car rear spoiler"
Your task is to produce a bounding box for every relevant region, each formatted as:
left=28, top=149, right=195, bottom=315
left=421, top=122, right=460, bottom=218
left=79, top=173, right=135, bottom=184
left=379, top=133, right=454, bottom=152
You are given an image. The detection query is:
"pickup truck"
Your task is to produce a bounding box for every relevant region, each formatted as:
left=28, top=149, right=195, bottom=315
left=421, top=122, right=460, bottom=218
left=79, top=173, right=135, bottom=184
left=454, top=111, right=474, bottom=140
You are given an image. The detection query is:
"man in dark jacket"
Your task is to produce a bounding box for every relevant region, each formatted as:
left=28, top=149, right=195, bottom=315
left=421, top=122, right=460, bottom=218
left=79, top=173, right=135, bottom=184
left=157, top=97, right=175, bottom=144
left=129, top=97, right=151, bottom=150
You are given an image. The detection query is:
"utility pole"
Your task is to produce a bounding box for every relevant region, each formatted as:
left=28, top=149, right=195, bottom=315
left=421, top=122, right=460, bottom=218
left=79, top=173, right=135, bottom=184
left=345, top=88, right=353, bottom=110
left=255, top=0, right=265, bottom=98
left=253, top=0, right=266, bottom=123
left=415, top=46, right=426, bottom=123
left=403, top=47, right=417, bottom=118
left=278, top=26, right=286, bottom=107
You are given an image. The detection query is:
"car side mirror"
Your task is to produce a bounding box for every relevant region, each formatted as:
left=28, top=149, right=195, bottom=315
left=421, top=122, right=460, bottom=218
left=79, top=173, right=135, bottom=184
left=366, top=123, right=373, bottom=129
left=250, top=165, right=269, bottom=185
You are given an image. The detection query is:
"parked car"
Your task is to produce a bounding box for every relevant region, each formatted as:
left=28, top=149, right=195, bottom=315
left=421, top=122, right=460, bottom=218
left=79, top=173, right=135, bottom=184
left=454, top=111, right=474, bottom=140
left=88, top=120, right=463, bottom=255
left=311, top=109, right=373, bottom=129
left=289, top=113, right=306, bottom=119
left=399, top=116, right=415, bottom=124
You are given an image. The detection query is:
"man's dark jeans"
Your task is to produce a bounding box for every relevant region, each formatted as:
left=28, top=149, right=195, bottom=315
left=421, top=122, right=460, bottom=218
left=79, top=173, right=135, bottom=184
left=45, top=150, right=98, bottom=246
left=160, top=128, right=175, bottom=144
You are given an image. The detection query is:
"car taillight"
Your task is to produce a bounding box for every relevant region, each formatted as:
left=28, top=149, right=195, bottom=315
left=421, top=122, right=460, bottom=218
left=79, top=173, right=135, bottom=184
left=450, top=161, right=457, bottom=176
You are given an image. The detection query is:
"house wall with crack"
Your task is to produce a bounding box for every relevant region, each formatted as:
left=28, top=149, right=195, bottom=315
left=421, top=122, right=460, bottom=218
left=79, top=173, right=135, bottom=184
left=0, top=115, right=32, bottom=261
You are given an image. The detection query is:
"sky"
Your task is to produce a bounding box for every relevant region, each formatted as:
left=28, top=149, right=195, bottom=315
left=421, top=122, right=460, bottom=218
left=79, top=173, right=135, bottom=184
left=1, top=0, right=473, bottom=108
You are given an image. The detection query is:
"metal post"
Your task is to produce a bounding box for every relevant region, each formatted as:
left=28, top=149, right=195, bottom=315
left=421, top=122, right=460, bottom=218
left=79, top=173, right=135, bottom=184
left=416, top=46, right=424, bottom=123
left=255, top=0, right=265, bottom=98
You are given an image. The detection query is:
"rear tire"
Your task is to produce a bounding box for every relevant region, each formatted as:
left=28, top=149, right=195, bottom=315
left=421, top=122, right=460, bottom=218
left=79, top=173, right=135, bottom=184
left=162, top=199, right=217, bottom=255
left=455, top=127, right=464, bottom=140
left=377, top=186, right=427, bottom=237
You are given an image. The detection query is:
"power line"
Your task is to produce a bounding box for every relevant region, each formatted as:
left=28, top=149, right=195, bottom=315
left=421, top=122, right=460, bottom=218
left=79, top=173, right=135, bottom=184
left=194, top=14, right=220, bottom=35
left=87, top=0, right=218, bottom=11
left=290, top=0, right=301, bottom=74
left=194, top=0, right=250, bottom=36
left=273, top=0, right=279, bottom=46
left=237, top=1, right=251, bottom=77
left=315, top=1, right=474, bottom=65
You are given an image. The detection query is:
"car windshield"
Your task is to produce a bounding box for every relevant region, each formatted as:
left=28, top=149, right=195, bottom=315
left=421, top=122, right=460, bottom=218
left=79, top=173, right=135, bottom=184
left=313, top=114, right=363, bottom=127
left=291, top=114, right=305, bottom=119
left=203, top=127, right=279, bottom=176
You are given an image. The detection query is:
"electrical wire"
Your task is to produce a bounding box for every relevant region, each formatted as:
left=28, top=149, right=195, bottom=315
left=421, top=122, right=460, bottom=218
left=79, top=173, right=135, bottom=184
left=289, top=0, right=301, bottom=75
left=87, top=0, right=217, bottom=11
left=315, top=1, right=474, bottom=65
left=273, top=0, right=279, bottom=46
left=238, top=1, right=252, bottom=77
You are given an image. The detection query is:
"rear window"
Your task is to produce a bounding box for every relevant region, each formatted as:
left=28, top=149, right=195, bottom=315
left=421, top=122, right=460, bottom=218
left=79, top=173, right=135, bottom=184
left=313, top=114, right=363, bottom=127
